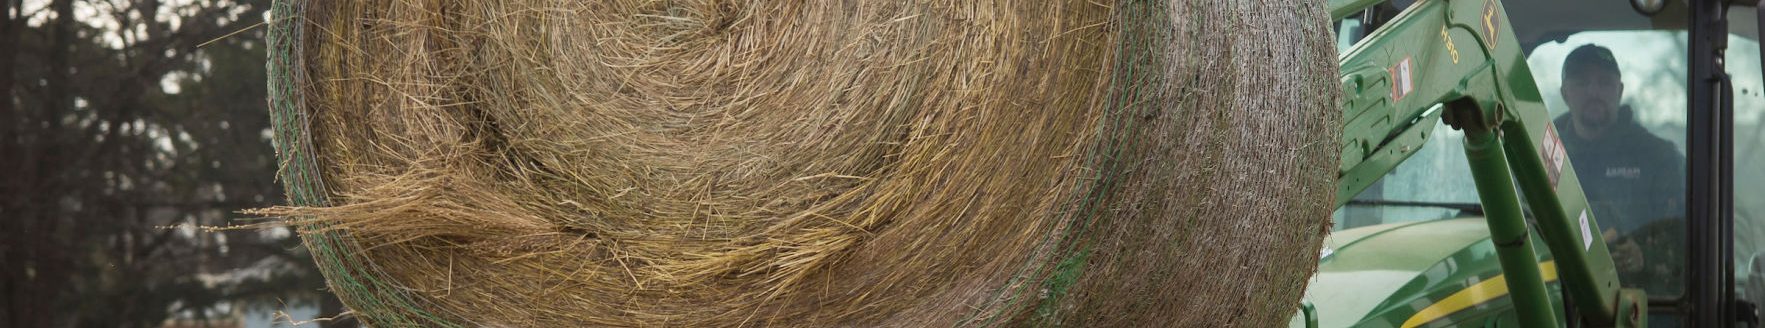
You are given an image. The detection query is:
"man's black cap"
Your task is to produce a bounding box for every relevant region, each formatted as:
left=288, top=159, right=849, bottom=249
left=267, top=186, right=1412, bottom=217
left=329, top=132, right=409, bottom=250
left=1564, top=44, right=1620, bottom=78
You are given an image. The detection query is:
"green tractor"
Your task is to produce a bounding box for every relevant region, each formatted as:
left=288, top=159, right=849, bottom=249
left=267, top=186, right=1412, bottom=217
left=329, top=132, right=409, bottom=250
left=1296, top=0, right=1765, bottom=326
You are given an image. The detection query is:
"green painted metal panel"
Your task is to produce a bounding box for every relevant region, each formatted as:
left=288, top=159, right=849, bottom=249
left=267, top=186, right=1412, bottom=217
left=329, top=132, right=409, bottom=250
left=1300, top=218, right=1572, bottom=327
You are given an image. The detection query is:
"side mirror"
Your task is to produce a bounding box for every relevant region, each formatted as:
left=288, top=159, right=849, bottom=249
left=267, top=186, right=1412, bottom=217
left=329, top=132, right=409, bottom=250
left=1631, top=0, right=1668, bottom=16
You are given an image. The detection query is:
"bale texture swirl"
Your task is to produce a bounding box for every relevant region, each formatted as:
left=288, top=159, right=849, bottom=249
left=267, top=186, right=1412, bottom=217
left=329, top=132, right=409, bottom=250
left=263, top=0, right=1340, bottom=326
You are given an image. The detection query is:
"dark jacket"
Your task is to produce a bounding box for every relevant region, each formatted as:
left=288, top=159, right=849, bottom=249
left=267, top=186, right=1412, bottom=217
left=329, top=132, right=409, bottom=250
left=1553, top=106, right=1685, bottom=235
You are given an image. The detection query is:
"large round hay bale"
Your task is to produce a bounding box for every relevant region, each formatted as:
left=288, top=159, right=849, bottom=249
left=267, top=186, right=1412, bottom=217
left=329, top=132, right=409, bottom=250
left=264, top=0, right=1340, bottom=326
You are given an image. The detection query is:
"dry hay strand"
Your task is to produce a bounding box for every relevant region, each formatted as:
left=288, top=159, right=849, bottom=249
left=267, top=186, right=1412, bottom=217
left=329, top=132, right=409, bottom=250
left=262, top=0, right=1341, bottom=327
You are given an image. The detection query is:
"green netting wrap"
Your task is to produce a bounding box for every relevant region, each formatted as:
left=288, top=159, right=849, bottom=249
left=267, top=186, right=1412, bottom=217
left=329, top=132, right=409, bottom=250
left=265, top=1, right=1340, bottom=327
left=267, top=1, right=456, bottom=326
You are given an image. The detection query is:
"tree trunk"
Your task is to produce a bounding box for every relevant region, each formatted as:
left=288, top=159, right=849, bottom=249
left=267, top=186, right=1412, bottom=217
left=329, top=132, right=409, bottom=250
left=0, top=2, right=21, bottom=327
left=13, top=1, right=79, bottom=327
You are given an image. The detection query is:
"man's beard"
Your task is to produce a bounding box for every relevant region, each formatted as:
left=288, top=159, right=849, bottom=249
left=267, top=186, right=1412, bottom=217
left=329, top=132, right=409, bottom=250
left=1573, top=101, right=1619, bottom=136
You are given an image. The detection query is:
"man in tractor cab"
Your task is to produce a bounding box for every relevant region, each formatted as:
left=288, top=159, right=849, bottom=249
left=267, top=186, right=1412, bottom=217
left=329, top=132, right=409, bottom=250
left=1555, top=44, right=1687, bottom=294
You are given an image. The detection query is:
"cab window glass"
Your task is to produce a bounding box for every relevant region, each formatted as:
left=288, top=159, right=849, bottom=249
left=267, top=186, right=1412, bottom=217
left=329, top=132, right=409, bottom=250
left=1527, top=32, right=1689, bottom=297
left=1725, top=7, right=1765, bottom=312
left=1331, top=119, right=1477, bottom=231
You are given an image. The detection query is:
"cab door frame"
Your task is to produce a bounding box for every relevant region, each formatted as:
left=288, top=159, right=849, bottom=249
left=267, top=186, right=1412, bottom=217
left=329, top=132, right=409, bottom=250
left=1683, top=0, right=1742, bottom=325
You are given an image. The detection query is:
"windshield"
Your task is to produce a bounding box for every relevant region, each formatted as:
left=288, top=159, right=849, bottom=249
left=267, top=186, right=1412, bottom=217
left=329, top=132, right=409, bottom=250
left=1332, top=119, right=1477, bottom=229
left=1532, top=31, right=1691, bottom=298
left=1727, top=7, right=1765, bottom=319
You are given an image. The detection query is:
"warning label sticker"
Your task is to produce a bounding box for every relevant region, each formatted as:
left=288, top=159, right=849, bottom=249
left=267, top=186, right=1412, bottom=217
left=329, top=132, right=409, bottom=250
left=1390, top=57, right=1414, bottom=102
left=1540, top=124, right=1567, bottom=188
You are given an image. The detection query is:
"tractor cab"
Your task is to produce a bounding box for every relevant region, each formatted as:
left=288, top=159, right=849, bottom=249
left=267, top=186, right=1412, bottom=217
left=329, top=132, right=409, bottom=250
left=1297, top=0, right=1763, bottom=326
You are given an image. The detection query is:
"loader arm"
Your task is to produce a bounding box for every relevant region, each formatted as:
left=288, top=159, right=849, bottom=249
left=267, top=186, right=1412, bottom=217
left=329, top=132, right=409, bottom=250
left=1328, top=0, right=1648, bottom=326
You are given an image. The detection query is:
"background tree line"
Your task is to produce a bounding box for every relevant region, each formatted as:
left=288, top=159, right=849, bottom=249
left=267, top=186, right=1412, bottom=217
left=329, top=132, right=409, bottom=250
left=0, top=0, right=347, bottom=327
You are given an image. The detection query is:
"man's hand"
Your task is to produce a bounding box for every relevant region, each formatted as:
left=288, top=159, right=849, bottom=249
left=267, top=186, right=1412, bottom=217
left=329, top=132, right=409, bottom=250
left=1613, top=241, right=1646, bottom=273
left=1603, top=227, right=1646, bottom=272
